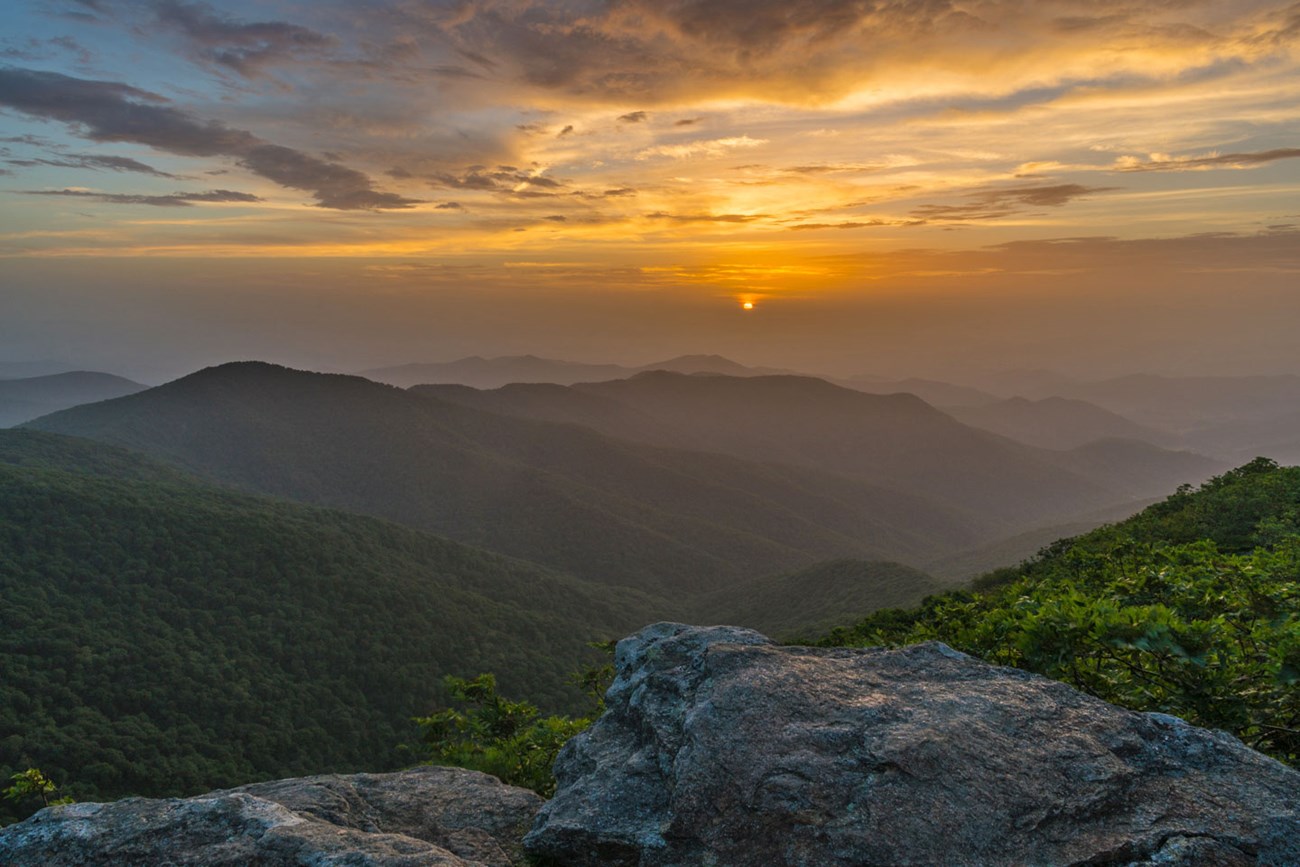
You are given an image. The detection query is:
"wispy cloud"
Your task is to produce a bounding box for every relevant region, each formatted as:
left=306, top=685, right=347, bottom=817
left=21, top=187, right=262, bottom=206
left=637, top=136, right=766, bottom=160
left=646, top=211, right=768, bottom=223
left=6, top=152, right=178, bottom=177
left=1114, top=148, right=1300, bottom=172
left=911, top=184, right=1118, bottom=223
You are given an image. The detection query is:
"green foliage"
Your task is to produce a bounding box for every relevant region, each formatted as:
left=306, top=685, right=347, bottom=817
left=4, top=768, right=72, bottom=822
left=0, top=430, right=650, bottom=823
left=412, top=645, right=615, bottom=797
left=818, top=460, right=1300, bottom=765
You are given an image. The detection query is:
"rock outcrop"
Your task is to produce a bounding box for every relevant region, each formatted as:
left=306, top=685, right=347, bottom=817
left=0, top=765, right=542, bottom=866
left=525, top=622, right=1300, bottom=867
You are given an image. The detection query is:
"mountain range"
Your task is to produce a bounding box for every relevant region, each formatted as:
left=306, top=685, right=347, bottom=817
left=27, top=363, right=990, bottom=592
left=415, top=370, right=1219, bottom=529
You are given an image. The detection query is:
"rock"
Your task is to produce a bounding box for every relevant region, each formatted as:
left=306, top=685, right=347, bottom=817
left=0, top=765, right=542, bottom=866
left=525, top=622, right=1300, bottom=867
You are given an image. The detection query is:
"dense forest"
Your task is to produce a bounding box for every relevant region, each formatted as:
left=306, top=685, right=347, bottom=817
left=0, top=430, right=655, bottom=823
left=818, top=458, right=1300, bottom=765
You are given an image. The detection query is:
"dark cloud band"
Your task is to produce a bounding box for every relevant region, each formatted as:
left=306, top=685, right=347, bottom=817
left=0, top=66, right=419, bottom=209
left=22, top=187, right=262, bottom=206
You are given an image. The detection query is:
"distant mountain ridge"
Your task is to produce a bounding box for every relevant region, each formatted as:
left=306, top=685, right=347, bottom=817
left=359, top=353, right=798, bottom=389
left=945, top=396, right=1176, bottom=451
left=0, top=371, right=146, bottom=427
left=417, top=370, right=1221, bottom=530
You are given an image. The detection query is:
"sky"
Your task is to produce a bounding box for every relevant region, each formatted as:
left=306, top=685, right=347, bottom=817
left=1, top=0, right=1298, bottom=382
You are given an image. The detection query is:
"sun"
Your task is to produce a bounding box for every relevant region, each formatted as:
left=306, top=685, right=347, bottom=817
left=742, top=301, right=754, bottom=310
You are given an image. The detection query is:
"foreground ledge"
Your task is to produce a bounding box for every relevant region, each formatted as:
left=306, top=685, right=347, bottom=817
left=526, top=623, right=1300, bottom=867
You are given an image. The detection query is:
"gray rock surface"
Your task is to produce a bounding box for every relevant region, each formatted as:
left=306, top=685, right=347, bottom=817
left=526, top=622, right=1300, bottom=867
left=0, top=765, right=541, bottom=866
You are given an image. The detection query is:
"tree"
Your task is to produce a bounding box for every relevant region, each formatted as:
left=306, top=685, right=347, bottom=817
left=4, top=768, right=73, bottom=813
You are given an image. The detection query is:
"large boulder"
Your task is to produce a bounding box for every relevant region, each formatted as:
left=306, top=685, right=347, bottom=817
left=526, top=622, right=1300, bottom=866
left=0, top=765, right=542, bottom=866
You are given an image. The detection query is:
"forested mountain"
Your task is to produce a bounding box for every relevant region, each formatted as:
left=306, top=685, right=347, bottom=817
left=819, top=458, right=1300, bottom=767
left=0, top=427, right=970, bottom=821
left=26, top=363, right=985, bottom=591
left=417, top=371, right=1219, bottom=529
left=0, top=429, right=663, bottom=820
left=0, top=371, right=145, bottom=427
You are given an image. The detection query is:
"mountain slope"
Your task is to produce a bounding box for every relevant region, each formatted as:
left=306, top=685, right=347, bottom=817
left=945, top=396, right=1175, bottom=450
left=0, top=429, right=666, bottom=816
left=418, top=371, right=1214, bottom=529
left=27, top=363, right=984, bottom=590
left=1058, top=373, right=1300, bottom=433
left=693, top=559, right=948, bottom=640
left=839, top=376, right=999, bottom=407
left=0, top=371, right=146, bottom=427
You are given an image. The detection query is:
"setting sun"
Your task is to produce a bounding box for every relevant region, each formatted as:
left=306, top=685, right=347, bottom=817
left=742, top=302, right=754, bottom=310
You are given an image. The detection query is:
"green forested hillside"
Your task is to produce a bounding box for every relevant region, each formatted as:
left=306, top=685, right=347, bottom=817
left=0, top=431, right=662, bottom=822
left=818, top=458, right=1300, bottom=765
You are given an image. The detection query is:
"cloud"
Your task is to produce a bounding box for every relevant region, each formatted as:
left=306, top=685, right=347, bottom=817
left=404, top=0, right=1300, bottom=118
left=5, top=152, right=178, bottom=177
left=646, top=211, right=768, bottom=223
left=0, top=67, right=420, bottom=209
left=21, top=187, right=262, bottom=206
left=151, top=0, right=338, bottom=79
left=618, top=111, right=648, bottom=123
left=785, top=163, right=886, bottom=175
left=637, top=135, right=766, bottom=160
left=1113, top=148, right=1300, bottom=172
left=428, top=165, right=563, bottom=194
left=911, top=184, right=1117, bottom=222
left=788, top=219, right=919, bottom=230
